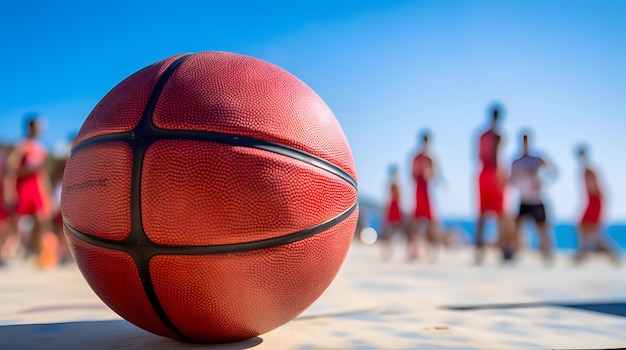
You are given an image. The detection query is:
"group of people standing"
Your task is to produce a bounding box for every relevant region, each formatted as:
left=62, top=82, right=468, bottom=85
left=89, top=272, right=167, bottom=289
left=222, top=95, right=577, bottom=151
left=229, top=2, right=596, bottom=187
left=380, top=106, right=621, bottom=265
left=0, top=115, right=69, bottom=269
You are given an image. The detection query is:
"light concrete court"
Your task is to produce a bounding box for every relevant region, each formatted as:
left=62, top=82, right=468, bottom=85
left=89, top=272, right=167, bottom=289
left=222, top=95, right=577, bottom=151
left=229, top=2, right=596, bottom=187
left=1, top=242, right=625, bottom=349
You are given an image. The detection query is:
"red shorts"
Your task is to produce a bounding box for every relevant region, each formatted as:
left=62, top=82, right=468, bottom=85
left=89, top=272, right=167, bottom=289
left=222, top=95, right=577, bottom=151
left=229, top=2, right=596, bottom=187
left=16, top=176, right=50, bottom=217
left=386, top=199, right=402, bottom=223
left=580, top=194, right=602, bottom=224
left=479, top=167, right=504, bottom=215
left=414, top=187, right=433, bottom=220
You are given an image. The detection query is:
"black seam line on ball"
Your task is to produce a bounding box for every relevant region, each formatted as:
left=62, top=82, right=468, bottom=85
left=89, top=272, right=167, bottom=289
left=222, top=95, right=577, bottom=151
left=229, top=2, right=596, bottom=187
left=70, top=130, right=357, bottom=190
left=129, top=54, right=193, bottom=343
left=148, top=129, right=358, bottom=189
left=63, top=201, right=357, bottom=256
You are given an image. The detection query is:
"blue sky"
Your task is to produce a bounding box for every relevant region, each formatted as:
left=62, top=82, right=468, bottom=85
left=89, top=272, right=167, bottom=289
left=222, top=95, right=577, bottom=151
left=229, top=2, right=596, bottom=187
left=0, top=0, right=625, bottom=221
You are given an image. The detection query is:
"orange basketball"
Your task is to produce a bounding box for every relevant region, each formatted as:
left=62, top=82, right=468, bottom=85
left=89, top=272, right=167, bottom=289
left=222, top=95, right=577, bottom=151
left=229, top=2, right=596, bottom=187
left=61, top=52, right=358, bottom=343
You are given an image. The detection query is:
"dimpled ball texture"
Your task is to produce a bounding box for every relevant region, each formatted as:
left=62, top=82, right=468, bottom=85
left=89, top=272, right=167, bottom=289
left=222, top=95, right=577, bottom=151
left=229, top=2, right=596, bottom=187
left=60, top=52, right=358, bottom=343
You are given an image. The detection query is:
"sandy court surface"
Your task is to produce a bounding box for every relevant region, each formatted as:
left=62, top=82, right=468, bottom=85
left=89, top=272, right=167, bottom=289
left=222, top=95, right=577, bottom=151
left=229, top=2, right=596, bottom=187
left=1, top=242, right=625, bottom=349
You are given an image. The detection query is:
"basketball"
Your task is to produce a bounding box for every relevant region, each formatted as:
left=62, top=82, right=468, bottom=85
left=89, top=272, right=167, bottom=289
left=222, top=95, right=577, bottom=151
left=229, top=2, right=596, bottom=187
left=60, top=52, right=358, bottom=343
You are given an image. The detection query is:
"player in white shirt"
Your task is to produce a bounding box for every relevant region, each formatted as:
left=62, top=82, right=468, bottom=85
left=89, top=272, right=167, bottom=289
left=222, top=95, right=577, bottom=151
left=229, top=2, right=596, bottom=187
left=508, top=132, right=555, bottom=264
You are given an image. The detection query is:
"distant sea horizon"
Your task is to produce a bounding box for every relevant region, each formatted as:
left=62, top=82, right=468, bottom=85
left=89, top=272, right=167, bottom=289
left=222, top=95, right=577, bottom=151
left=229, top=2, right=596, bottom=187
left=443, top=219, right=626, bottom=251
left=357, top=197, right=626, bottom=251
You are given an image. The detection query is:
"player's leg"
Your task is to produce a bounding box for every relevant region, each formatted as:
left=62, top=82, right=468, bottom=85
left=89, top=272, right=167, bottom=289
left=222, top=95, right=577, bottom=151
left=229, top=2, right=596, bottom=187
left=35, top=212, right=58, bottom=269
left=475, top=213, right=487, bottom=264
left=534, top=204, right=553, bottom=264
left=26, top=181, right=58, bottom=269
left=425, top=219, right=440, bottom=262
left=595, top=228, right=621, bottom=265
left=574, top=223, right=594, bottom=263
left=0, top=220, right=9, bottom=265
left=507, top=216, right=524, bottom=261
left=536, top=222, right=553, bottom=264
left=407, top=218, right=423, bottom=261
left=0, top=216, right=19, bottom=262
left=503, top=205, right=526, bottom=262
left=379, top=221, right=394, bottom=260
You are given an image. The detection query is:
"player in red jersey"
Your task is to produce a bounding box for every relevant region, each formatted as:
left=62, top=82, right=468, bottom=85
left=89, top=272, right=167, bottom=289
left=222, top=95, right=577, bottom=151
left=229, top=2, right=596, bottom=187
left=408, top=131, right=439, bottom=260
left=474, top=107, right=508, bottom=264
left=4, top=115, right=58, bottom=269
left=573, top=145, right=620, bottom=264
left=380, top=165, right=406, bottom=259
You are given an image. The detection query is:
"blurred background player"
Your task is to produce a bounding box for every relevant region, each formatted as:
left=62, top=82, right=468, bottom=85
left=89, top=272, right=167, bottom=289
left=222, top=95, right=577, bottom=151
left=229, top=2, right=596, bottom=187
left=573, top=144, right=620, bottom=265
left=509, top=132, right=556, bottom=264
left=379, top=164, right=407, bottom=260
left=49, top=131, right=77, bottom=264
left=4, top=115, right=58, bottom=269
left=408, top=131, right=440, bottom=261
left=474, top=106, right=508, bottom=264
left=0, top=143, right=19, bottom=265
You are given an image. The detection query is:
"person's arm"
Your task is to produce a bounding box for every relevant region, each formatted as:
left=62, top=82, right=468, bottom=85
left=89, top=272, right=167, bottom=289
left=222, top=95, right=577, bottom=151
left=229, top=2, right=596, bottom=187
left=540, top=157, right=558, bottom=185
left=411, top=157, right=419, bottom=182
left=3, top=146, right=23, bottom=211
left=493, top=134, right=502, bottom=166
left=509, top=161, right=518, bottom=185
left=428, top=157, right=436, bottom=182
left=430, top=156, right=449, bottom=189
left=585, top=168, right=602, bottom=196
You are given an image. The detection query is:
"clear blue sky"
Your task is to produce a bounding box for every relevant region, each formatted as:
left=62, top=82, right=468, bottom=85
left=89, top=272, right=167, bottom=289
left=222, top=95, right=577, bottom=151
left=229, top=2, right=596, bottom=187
left=1, top=0, right=625, bottom=221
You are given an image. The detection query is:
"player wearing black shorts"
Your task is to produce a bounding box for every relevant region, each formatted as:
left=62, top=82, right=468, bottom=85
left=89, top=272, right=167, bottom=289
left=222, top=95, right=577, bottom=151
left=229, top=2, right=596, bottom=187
left=509, top=133, right=556, bottom=264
